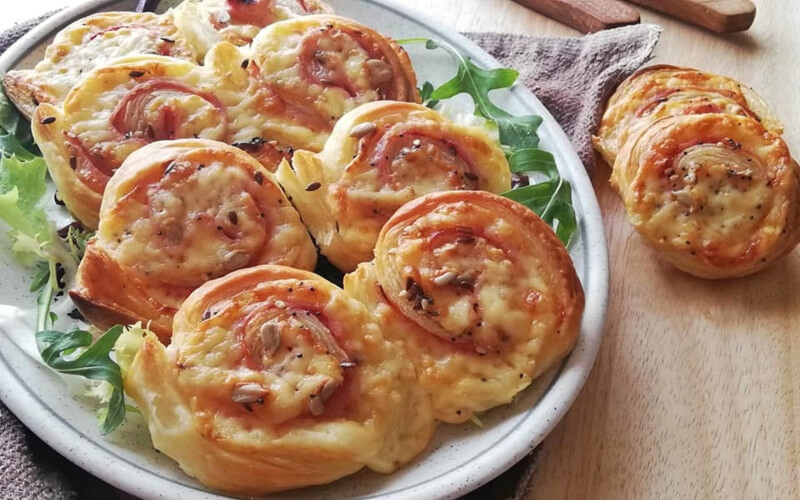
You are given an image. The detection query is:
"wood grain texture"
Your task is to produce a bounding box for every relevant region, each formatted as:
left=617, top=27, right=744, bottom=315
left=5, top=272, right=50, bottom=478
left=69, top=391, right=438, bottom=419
left=514, top=0, right=640, bottom=33
left=402, top=0, right=800, bottom=498
left=629, top=0, right=756, bottom=32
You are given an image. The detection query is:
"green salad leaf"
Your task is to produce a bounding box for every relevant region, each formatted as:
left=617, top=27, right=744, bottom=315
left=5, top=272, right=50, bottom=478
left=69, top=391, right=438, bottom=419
left=36, top=325, right=127, bottom=434
left=399, top=37, right=578, bottom=245
left=0, top=88, right=38, bottom=156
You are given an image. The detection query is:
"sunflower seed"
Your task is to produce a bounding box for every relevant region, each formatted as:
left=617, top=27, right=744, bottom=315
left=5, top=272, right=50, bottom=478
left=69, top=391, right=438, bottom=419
left=309, top=395, right=325, bottom=416
left=366, top=58, right=393, bottom=85
left=349, top=122, right=377, bottom=138
left=231, top=383, right=268, bottom=404
left=260, top=323, right=281, bottom=356
left=433, top=271, right=457, bottom=286
left=319, top=379, right=340, bottom=402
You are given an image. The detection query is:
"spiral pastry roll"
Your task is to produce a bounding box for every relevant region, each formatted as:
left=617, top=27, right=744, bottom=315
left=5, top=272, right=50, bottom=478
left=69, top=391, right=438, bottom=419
left=239, top=15, right=419, bottom=153
left=70, top=140, right=316, bottom=341
left=276, top=101, right=511, bottom=271
left=116, top=265, right=435, bottom=494
left=594, top=65, right=783, bottom=167
left=344, top=191, right=584, bottom=423
left=174, top=0, right=334, bottom=51
left=2, top=12, right=198, bottom=119
left=612, top=113, right=800, bottom=279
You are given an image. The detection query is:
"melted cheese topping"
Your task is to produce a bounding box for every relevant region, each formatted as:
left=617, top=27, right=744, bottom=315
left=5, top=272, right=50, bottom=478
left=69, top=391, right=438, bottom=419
left=276, top=101, right=510, bottom=272
left=2, top=12, right=198, bottom=118
left=117, top=266, right=434, bottom=494
left=72, top=140, right=316, bottom=340
left=344, top=191, right=584, bottom=423
left=594, top=65, right=783, bottom=166
left=613, top=113, right=800, bottom=278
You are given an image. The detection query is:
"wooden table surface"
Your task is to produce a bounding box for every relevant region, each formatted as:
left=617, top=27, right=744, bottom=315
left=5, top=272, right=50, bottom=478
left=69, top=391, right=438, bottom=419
left=3, top=1, right=798, bottom=498
left=398, top=0, right=799, bottom=497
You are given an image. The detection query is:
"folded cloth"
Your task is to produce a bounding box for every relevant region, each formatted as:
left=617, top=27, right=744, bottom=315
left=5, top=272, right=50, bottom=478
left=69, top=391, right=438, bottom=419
left=0, top=16, right=659, bottom=500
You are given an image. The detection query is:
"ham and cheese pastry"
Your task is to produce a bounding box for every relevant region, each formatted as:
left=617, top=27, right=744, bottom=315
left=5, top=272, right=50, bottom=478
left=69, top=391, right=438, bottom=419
left=115, top=265, right=435, bottom=494
left=175, top=0, right=334, bottom=51
left=2, top=11, right=199, bottom=119
left=344, top=191, right=584, bottom=423
left=612, top=113, right=800, bottom=279
left=241, top=15, right=419, bottom=153
left=70, top=140, right=316, bottom=341
left=594, top=65, right=783, bottom=167
left=276, top=101, right=511, bottom=272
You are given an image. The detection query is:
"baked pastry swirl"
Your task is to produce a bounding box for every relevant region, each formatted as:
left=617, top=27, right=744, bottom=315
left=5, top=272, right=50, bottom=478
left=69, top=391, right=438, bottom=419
left=116, top=264, right=435, bottom=494
left=71, top=140, right=316, bottom=341
left=31, top=15, right=418, bottom=228
left=240, top=15, right=419, bottom=154
left=594, top=65, right=783, bottom=167
left=175, top=0, right=335, bottom=50
left=276, top=101, right=511, bottom=271
left=2, top=11, right=198, bottom=119
left=344, top=191, right=584, bottom=423
left=612, top=113, right=800, bottom=278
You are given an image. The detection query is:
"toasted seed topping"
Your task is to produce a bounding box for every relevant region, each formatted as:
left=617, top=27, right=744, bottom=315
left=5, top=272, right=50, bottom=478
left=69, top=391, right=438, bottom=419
left=349, top=122, right=377, bottom=138
left=129, top=70, right=145, bottom=78
left=241, top=59, right=249, bottom=69
left=223, top=250, right=250, bottom=271
left=231, top=383, right=268, bottom=404
left=305, top=181, right=321, bottom=191
left=366, top=58, right=393, bottom=85
left=309, top=395, right=324, bottom=416
left=260, top=323, right=281, bottom=356
left=433, top=271, right=458, bottom=286
left=40, top=116, right=56, bottom=125
left=274, top=300, right=287, bottom=309
left=319, top=379, right=339, bottom=402
left=228, top=211, right=238, bottom=225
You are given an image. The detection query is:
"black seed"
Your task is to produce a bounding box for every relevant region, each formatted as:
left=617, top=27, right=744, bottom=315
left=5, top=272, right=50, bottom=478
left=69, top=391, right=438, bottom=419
left=67, top=308, right=85, bottom=321
left=228, top=211, right=238, bottom=225
left=305, top=182, right=321, bottom=191
left=69, top=156, right=77, bottom=170
left=254, top=171, right=264, bottom=185
left=241, top=59, right=249, bottom=69
left=129, top=70, right=145, bottom=78
left=54, top=192, right=65, bottom=206
left=202, top=310, right=211, bottom=320
left=40, top=116, right=56, bottom=124
left=160, top=37, right=175, bottom=43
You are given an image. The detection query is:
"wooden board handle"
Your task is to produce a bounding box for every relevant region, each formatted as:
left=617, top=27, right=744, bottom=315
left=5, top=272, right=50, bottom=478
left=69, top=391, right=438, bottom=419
left=627, top=0, right=756, bottom=32
left=514, top=0, right=641, bottom=33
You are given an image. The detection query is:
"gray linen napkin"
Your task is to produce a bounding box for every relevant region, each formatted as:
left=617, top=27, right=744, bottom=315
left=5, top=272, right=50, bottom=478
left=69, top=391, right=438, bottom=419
left=0, top=19, right=660, bottom=500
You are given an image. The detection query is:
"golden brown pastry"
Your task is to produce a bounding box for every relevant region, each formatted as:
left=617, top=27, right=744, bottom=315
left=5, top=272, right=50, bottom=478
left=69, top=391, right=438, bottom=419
left=344, top=191, right=584, bottom=423
left=240, top=15, right=419, bottom=153
left=612, top=113, right=800, bottom=279
left=31, top=15, right=419, bottom=228
left=2, top=12, right=199, bottom=119
left=175, top=0, right=334, bottom=50
left=70, top=139, right=316, bottom=341
left=276, top=101, right=511, bottom=271
left=116, top=265, right=435, bottom=494
left=594, top=65, right=783, bottom=167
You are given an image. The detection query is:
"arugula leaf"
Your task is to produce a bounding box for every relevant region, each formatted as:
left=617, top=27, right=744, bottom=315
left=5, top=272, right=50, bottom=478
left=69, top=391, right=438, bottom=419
left=400, top=37, right=578, bottom=245
left=418, top=81, right=439, bottom=108
left=36, top=325, right=127, bottom=434
left=0, top=88, right=38, bottom=156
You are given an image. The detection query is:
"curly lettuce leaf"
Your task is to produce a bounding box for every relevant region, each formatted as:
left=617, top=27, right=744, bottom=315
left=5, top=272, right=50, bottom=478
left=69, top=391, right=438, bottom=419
left=0, top=88, right=37, bottom=156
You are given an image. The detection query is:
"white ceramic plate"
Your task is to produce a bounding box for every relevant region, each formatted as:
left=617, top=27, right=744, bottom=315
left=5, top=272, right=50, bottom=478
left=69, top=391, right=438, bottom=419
left=0, top=1, right=609, bottom=498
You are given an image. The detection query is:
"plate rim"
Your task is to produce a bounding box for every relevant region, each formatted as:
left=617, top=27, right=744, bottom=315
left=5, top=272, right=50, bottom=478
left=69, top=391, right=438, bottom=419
left=0, top=0, right=609, bottom=498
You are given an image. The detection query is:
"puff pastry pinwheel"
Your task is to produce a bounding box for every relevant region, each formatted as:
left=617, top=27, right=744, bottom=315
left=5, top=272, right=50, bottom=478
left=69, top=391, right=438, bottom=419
left=240, top=15, right=419, bottom=153
left=2, top=11, right=199, bottom=119
left=276, top=101, right=511, bottom=272
left=174, top=0, right=334, bottom=51
left=344, top=191, right=584, bottom=423
left=612, top=113, right=800, bottom=279
left=594, top=65, right=783, bottom=167
left=115, top=265, right=435, bottom=494
left=70, top=140, right=316, bottom=341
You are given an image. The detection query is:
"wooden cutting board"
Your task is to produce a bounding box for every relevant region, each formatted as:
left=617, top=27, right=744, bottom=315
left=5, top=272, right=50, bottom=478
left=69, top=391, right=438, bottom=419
left=628, top=0, right=756, bottom=32
left=516, top=0, right=756, bottom=33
